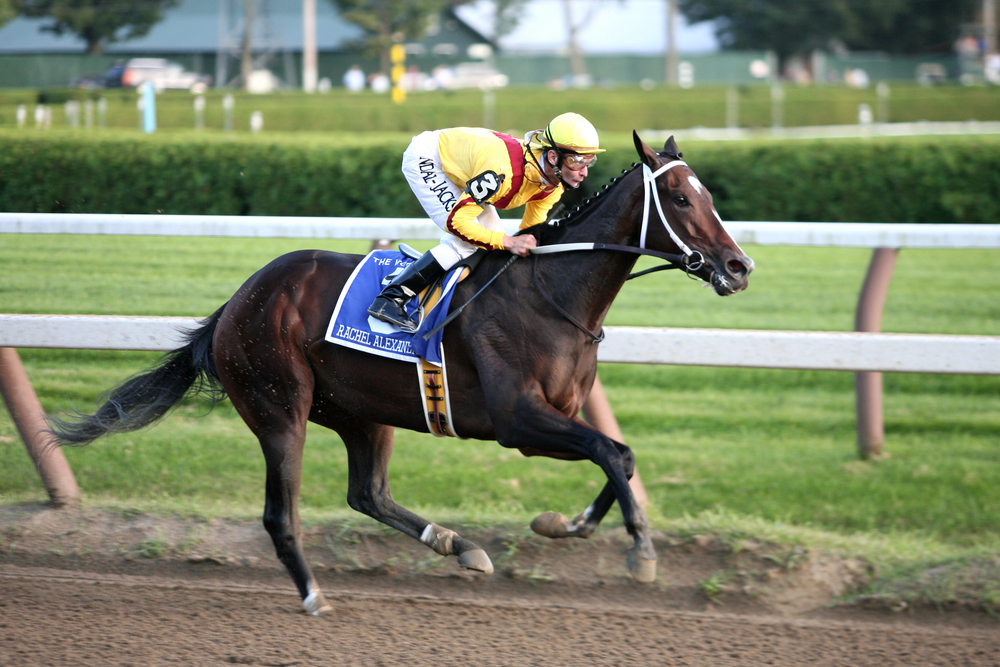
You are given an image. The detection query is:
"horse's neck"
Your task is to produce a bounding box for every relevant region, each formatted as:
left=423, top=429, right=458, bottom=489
left=536, top=172, right=646, bottom=330
left=560, top=171, right=645, bottom=247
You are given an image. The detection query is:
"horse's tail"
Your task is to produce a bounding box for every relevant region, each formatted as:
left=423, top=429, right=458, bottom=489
left=49, top=304, right=229, bottom=447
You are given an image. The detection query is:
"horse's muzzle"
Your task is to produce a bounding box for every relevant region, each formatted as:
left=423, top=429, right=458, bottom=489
left=709, top=253, right=754, bottom=296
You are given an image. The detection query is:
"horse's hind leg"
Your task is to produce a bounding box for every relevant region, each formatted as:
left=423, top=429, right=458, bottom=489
left=216, top=345, right=329, bottom=614
left=334, top=418, right=494, bottom=575
left=258, top=423, right=332, bottom=615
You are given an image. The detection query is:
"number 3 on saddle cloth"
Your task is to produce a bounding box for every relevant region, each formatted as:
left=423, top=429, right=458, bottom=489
left=324, top=249, right=471, bottom=438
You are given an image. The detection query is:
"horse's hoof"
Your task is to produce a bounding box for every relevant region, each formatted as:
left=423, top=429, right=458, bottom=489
left=302, top=590, right=333, bottom=616
left=626, top=552, right=657, bottom=583
left=458, top=548, right=494, bottom=574
left=530, top=511, right=571, bottom=538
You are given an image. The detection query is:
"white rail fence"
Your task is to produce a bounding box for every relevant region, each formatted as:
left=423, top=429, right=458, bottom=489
left=1, top=315, right=998, bottom=376
left=3, top=212, right=1000, bottom=248
left=2, top=214, right=999, bottom=506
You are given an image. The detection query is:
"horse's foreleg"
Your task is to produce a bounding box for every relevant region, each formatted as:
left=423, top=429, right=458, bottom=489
left=501, top=404, right=655, bottom=583
left=338, top=420, right=494, bottom=575
left=522, top=439, right=634, bottom=540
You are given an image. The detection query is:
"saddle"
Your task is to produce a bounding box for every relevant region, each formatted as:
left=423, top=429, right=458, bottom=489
left=324, top=245, right=484, bottom=439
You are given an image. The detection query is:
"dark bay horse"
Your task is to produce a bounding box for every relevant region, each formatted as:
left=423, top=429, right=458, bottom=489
left=52, top=133, right=753, bottom=615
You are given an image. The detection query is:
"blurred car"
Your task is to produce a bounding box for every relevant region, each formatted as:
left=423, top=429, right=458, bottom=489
left=103, top=62, right=126, bottom=88
left=68, top=62, right=125, bottom=89
left=68, top=73, right=108, bottom=90
left=120, top=58, right=211, bottom=92
left=449, top=62, right=509, bottom=90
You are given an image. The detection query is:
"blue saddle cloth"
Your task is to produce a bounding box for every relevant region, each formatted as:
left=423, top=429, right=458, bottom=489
left=324, top=250, right=462, bottom=366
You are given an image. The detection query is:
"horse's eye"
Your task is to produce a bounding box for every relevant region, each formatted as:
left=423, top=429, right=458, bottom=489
left=673, top=195, right=688, bottom=207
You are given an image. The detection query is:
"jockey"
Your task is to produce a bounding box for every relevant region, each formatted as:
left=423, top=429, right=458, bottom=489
left=368, top=112, right=604, bottom=332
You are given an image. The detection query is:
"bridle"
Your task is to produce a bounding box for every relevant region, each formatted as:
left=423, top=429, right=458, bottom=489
left=527, top=156, right=707, bottom=343
left=638, top=159, right=704, bottom=272
left=531, top=156, right=705, bottom=277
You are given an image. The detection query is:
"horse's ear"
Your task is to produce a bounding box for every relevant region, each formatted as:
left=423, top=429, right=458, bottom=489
left=663, top=135, right=683, bottom=159
left=632, top=130, right=658, bottom=167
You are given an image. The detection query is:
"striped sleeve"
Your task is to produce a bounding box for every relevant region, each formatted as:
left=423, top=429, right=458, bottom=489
left=445, top=197, right=506, bottom=250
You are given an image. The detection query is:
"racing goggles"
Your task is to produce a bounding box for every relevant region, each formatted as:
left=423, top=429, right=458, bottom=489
left=562, top=153, right=597, bottom=170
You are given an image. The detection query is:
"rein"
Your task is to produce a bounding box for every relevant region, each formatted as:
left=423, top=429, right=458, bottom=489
left=530, top=241, right=700, bottom=279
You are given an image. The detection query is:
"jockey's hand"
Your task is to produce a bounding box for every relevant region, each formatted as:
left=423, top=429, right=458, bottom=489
left=502, top=234, right=537, bottom=257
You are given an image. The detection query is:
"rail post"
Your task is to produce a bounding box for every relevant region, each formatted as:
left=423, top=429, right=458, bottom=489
left=0, top=347, right=80, bottom=507
left=854, top=247, right=899, bottom=459
left=582, top=374, right=649, bottom=507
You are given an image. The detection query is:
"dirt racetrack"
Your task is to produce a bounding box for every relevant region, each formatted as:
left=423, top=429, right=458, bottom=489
left=1, top=505, right=998, bottom=667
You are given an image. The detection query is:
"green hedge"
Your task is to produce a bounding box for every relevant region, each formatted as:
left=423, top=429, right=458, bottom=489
left=2, top=131, right=999, bottom=224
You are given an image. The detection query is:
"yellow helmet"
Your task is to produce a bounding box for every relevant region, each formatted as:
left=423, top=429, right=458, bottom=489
left=539, top=112, right=605, bottom=154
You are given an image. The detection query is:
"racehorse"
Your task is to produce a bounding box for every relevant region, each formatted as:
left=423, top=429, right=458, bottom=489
left=51, top=133, right=753, bottom=615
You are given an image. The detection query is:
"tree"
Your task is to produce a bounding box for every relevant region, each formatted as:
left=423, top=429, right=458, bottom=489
left=15, top=0, right=179, bottom=55
left=1, top=0, right=15, bottom=28
left=491, top=0, right=529, bottom=40
left=329, top=0, right=451, bottom=75
left=677, top=0, right=981, bottom=61
left=560, top=0, right=607, bottom=85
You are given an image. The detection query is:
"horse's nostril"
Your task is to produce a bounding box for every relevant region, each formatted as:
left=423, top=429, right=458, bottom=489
left=727, top=259, right=745, bottom=275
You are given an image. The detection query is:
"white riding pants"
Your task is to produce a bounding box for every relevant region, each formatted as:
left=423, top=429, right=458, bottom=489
left=402, top=130, right=504, bottom=270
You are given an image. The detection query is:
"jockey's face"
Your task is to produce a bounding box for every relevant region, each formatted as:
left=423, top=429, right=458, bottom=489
left=545, top=150, right=588, bottom=188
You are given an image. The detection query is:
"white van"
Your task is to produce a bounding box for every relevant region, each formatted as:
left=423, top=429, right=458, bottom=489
left=121, top=58, right=211, bottom=92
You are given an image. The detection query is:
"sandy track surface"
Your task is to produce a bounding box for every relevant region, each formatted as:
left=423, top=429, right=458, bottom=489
left=1, top=505, right=997, bottom=666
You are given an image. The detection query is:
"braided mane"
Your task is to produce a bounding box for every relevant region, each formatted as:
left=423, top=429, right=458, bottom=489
left=531, top=162, right=642, bottom=245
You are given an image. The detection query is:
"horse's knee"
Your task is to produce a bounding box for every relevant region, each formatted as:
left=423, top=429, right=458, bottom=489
left=346, top=485, right=387, bottom=518
left=619, top=444, right=635, bottom=478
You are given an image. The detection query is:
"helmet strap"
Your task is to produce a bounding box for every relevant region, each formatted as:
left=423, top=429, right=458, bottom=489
left=543, top=125, right=573, bottom=184
left=544, top=147, right=578, bottom=189
left=529, top=126, right=577, bottom=189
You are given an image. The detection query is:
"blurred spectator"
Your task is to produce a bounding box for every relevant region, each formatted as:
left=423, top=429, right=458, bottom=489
left=403, top=66, right=424, bottom=92
left=343, top=65, right=365, bottom=92
left=783, top=55, right=811, bottom=84
left=432, top=65, right=454, bottom=90
left=845, top=68, right=869, bottom=88
left=956, top=35, right=980, bottom=59
left=369, top=72, right=390, bottom=94
left=986, top=52, right=1000, bottom=85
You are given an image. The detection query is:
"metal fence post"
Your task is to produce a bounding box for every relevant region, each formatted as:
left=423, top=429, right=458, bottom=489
left=854, top=247, right=899, bottom=459
left=0, top=347, right=80, bottom=506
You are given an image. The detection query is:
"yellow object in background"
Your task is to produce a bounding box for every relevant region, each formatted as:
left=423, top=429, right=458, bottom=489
left=391, top=43, right=406, bottom=104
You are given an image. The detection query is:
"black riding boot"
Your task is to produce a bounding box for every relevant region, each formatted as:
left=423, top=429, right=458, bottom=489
left=367, top=252, right=447, bottom=332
